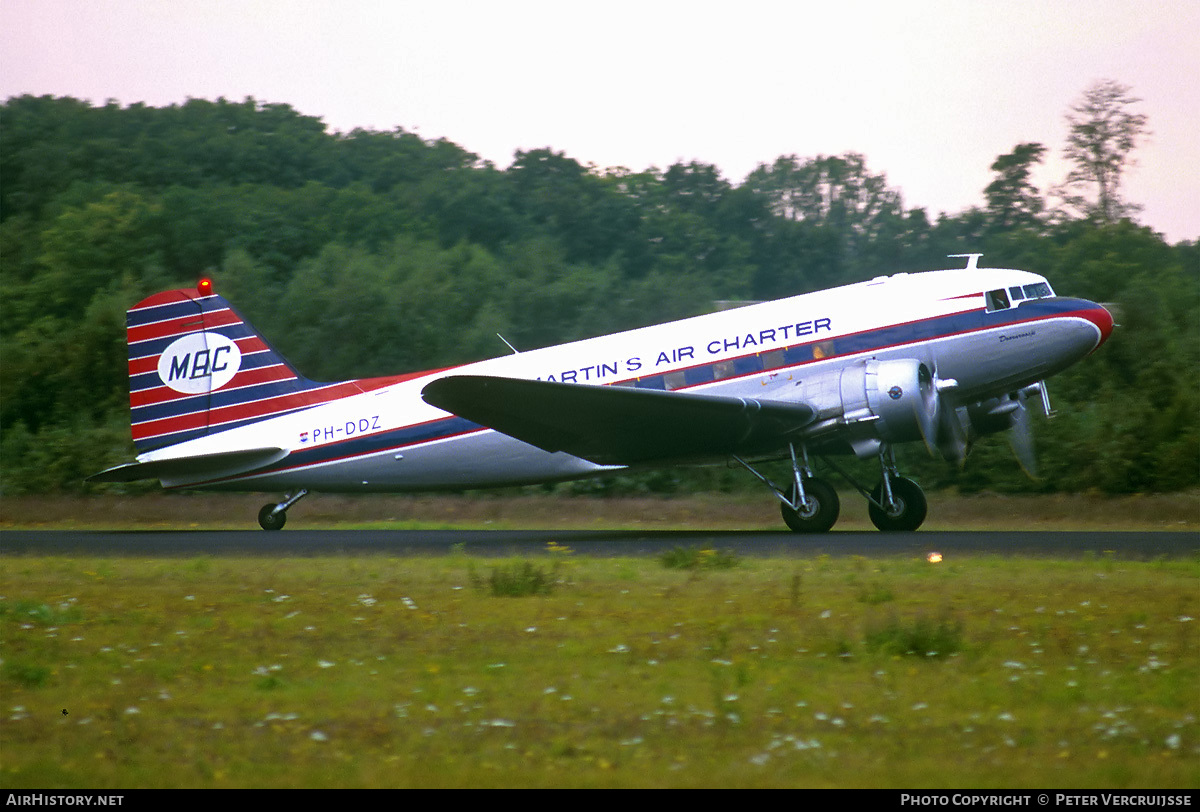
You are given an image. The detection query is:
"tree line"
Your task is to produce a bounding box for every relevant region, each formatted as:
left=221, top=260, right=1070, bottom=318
left=1, top=83, right=1195, bottom=495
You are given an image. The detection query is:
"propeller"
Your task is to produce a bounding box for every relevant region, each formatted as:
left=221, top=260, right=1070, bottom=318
left=1009, top=381, right=1053, bottom=478
left=877, top=363, right=1047, bottom=480
left=1008, top=391, right=1038, bottom=478
left=915, top=363, right=942, bottom=456
left=931, top=380, right=1047, bottom=478
left=936, top=402, right=970, bottom=466
left=927, top=367, right=968, bottom=465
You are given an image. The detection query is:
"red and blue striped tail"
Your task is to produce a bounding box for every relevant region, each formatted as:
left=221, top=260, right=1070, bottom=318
left=126, top=281, right=396, bottom=452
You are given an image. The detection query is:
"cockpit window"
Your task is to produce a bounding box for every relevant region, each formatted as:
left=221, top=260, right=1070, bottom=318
left=1009, top=286, right=1025, bottom=301
left=1022, top=282, right=1053, bottom=299
left=985, top=288, right=1011, bottom=312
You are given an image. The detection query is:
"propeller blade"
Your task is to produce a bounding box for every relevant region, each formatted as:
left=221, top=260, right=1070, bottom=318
left=916, top=364, right=940, bottom=456
left=1009, top=394, right=1039, bottom=478
left=923, top=370, right=961, bottom=459
left=937, top=404, right=970, bottom=467
left=928, top=369, right=967, bottom=465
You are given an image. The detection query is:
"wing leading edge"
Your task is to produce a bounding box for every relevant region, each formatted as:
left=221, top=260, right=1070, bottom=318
left=421, top=375, right=817, bottom=465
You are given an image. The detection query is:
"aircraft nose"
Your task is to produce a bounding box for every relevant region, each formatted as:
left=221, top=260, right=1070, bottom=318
left=1082, top=301, right=1115, bottom=351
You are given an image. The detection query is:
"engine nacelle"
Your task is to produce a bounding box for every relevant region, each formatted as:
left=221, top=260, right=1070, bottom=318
left=838, top=359, right=939, bottom=446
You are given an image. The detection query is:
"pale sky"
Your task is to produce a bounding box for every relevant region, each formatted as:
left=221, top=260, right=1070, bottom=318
left=3, top=0, right=1198, bottom=243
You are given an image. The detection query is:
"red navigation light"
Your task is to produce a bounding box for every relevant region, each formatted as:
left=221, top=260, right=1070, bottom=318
left=197, top=278, right=214, bottom=296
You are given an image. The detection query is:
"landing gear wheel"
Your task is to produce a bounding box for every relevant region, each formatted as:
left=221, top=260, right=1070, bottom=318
left=868, top=477, right=927, bottom=532
left=781, top=477, right=840, bottom=533
left=258, top=503, right=286, bottom=531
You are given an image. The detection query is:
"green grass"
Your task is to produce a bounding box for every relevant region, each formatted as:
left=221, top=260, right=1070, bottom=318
left=659, top=546, right=741, bottom=570
left=1, top=550, right=1196, bottom=788
left=474, top=560, right=560, bottom=597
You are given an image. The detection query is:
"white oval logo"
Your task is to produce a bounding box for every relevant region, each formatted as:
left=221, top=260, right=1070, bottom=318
left=157, top=333, right=242, bottom=394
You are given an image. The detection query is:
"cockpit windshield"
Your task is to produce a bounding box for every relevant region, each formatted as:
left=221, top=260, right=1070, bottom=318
left=988, top=280, right=1054, bottom=311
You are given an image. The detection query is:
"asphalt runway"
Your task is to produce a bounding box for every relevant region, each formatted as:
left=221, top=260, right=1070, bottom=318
left=1, top=528, right=1196, bottom=559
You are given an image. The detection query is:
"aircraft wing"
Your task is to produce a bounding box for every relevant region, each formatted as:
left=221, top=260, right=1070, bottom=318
left=87, top=447, right=289, bottom=485
left=421, top=375, right=817, bottom=465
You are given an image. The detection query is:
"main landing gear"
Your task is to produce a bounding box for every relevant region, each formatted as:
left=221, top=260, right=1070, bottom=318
left=258, top=489, right=309, bottom=531
left=736, top=443, right=927, bottom=533
left=866, top=448, right=927, bottom=532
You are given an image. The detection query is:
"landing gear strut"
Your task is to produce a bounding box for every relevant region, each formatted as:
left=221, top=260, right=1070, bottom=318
left=829, top=445, right=927, bottom=532
left=738, top=442, right=928, bottom=533
left=781, top=478, right=840, bottom=533
left=735, top=445, right=840, bottom=533
left=867, top=448, right=926, bottom=531
left=868, top=477, right=926, bottom=531
left=258, top=489, right=309, bottom=531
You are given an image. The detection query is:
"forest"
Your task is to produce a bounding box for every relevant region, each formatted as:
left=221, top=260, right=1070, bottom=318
left=1, top=88, right=1196, bottom=496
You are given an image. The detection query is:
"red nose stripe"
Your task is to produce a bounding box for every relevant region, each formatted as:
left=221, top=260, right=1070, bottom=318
left=1082, top=305, right=1115, bottom=349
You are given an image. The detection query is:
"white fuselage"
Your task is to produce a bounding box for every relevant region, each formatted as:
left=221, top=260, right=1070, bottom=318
left=139, top=267, right=1110, bottom=492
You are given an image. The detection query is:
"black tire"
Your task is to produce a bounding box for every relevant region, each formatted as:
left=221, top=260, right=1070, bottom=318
left=780, top=477, right=840, bottom=533
left=868, top=477, right=927, bottom=532
left=258, top=503, right=286, bottom=531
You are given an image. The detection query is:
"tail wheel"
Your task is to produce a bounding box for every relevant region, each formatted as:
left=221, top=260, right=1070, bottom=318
left=258, top=504, right=286, bottom=531
left=781, top=477, right=840, bottom=533
left=868, top=477, right=927, bottom=532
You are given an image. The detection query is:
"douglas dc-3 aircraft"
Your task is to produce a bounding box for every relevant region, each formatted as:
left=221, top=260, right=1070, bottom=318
left=89, top=255, right=1113, bottom=532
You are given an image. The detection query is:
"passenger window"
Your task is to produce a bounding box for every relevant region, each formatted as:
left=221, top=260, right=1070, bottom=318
left=663, top=371, right=687, bottom=390
left=986, top=289, right=1010, bottom=312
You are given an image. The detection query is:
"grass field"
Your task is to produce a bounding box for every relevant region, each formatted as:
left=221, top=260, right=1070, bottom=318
left=1, top=542, right=1197, bottom=788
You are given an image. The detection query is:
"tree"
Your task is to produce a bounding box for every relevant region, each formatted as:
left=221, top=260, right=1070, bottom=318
left=0, top=94, right=1194, bottom=495
left=744, top=153, right=907, bottom=274
left=984, top=142, right=1046, bottom=231
left=1057, top=80, right=1150, bottom=224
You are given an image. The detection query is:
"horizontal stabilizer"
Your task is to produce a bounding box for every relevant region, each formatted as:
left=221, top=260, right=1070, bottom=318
left=87, top=447, right=289, bottom=485
left=422, top=375, right=816, bottom=465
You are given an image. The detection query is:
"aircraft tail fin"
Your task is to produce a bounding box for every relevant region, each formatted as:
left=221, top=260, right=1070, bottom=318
left=126, top=280, right=349, bottom=452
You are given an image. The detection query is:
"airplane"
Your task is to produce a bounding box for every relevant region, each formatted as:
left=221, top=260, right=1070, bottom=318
left=88, top=254, right=1113, bottom=532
